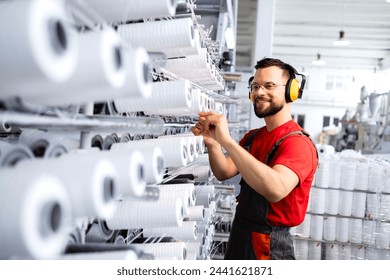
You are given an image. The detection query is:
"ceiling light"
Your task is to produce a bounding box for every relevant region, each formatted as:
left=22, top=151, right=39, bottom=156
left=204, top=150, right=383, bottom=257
left=312, top=53, right=326, bottom=66
left=387, top=0, right=390, bottom=3
left=333, top=30, right=351, bottom=46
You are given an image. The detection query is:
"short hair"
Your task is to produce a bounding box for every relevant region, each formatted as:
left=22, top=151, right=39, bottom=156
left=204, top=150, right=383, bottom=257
left=254, top=57, right=295, bottom=79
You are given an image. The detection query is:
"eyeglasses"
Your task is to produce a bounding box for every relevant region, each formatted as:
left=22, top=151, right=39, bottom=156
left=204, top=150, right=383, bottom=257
left=249, top=82, right=286, bottom=93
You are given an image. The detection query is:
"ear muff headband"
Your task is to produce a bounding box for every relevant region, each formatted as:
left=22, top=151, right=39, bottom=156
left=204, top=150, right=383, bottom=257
left=248, top=65, right=306, bottom=103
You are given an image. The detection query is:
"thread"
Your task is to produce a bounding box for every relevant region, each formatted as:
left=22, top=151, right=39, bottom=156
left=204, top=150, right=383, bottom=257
left=113, top=79, right=192, bottom=116
left=351, top=192, right=367, bottom=218
left=106, top=198, right=183, bottom=229
left=314, top=156, right=330, bottom=188
left=310, top=187, right=326, bottom=214
left=85, top=220, right=115, bottom=243
left=142, top=221, right=197, bottom=241
left=323, top=216, right=336, bottom=241
left=380, top=194, right=390, bottom=221
left=355, top=161, right=369, bottom=191
left=60, top=250, right=138, bottom=260
left=0, top=0, right=78, bottom=98
left=340, top=160, right=356, bottom=190
left=110, top=142, right=164, bottom=184
left=308, top=241, right=322, bottom=260
left=77, top=0, right=178, bottom=24
left=368, top=162, right=385, bottom=193
left=16, top=153, right=119, bottom=219
left=24, top=27, right=126, bottom=106
left=362, top=220, right=376, bottom=246
left=338, top=190, right=353, bottom=216
left=310, top=215, right=323, bottom=241
left=339, top=244, right=352, bottom=260
left=325, top=243, right=340, bottom=260
left=366, top=193, right=380, bottom=219
left=130, top=241, right=186, bottom=260
left=118, top=17, right=195, bottom=52
left=0, top=141, right=34, bottom=167
left=325, top=189, right=339, bottom=215
left=0, top=171, right=72, bottom=259
left=349, top=218, right=363, bottom=243
left=158, top=183, right=196, bottom=215
left=295, top=214, right=311, bottom=238
left=185, top=205, right=205, bottom=221
left=336, top=217, right=349, bottom=243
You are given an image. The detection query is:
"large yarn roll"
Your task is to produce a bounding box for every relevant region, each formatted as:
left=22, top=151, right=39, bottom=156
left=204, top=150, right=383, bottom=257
left=118, top=17, right=195, bottom=52
left=106, top=198, right=183, bottom=229
left=113, top=79, right=193, bottom=115
left=110, top=142, right=164, bottom=184
left=130, top=241, right=186, bottom=260
left=112, top=137, right=188, bottom=168
left=16, top=154, right=119, bottom=220
left=0, top=0, right=78, bottom=98
left=0, top=141, right=34, bottom=167
left=142, top=221, right=197, bottom=241
left=78, top=0, right=178, bottom=24
left=0, top=170, right=72, bottom=259
left=24, top=27, right=126, bottom=106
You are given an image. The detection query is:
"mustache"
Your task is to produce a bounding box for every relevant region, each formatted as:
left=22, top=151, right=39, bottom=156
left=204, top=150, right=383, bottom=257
left=253, top=96, right=270, bottom=102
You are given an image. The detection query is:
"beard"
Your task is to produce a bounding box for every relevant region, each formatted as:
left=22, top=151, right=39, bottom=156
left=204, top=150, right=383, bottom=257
left=253, top=97, right=284, bottom=118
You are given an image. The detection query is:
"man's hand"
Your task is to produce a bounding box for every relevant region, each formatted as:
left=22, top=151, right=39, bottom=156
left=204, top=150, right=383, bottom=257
left=192, top=112, right=233, bottom=147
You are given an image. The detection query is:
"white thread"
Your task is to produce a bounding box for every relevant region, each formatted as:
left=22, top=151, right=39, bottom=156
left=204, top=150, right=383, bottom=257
left=16, top=153, right=119, bottom=219
left=111, top=142, right=164, bottom=184
left=310, top=187, right=326, bottom=214
left=325, top=189, right=339, bottom=215
left=338, top=190, right=353, bottom=216
left=158, top=183, right=196, bottom=214
left=24, top=27, right=126, bottom=106
left=0, top=141, right=34, bottom=167
left=78, top=0, right=177, bottom=24
left=349, top=218, right=363, bottom=243
left=142, top=221, right=197, bottom=241
left=308, top=241, right=322, bottom=260
left=362, top=220, right=376, bottom=246
left=0, top=170, right=72, bottom=259
left=336, top=217, right=349, bottom=242
left=114, top=79, right=192, bottom=116
left=351, top=192, right=367, bottom=218
left=325, top=243, right=340, bottom=260
left=60, top=250, right=138, bottom=260
left=310, top=215, right=323, bottom=241
left=323, top=216, right=337, bottom=241
left=185, top=205, right=205, bottom=221
left=366, top=193, right=380, bottom=219
left=118, top=17, right=195, bottom=52
left=0, top=0, right=77, bottom=98
left=106, top=198, right=183, bottom=229
left=130, top=241, right=186, bottom=260
left=339, top=244, right=352, bottom=260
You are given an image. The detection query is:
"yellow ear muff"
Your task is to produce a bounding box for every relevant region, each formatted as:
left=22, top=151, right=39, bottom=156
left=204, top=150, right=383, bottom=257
left=288, top=78, right=300, bottom=102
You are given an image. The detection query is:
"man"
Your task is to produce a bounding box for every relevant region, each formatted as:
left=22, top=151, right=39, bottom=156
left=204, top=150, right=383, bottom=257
left=191, top=58, right=318, bottom=260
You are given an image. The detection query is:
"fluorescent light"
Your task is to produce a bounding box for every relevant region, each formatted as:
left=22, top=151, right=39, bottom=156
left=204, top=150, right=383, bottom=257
left=333, top=30, right=351, bottom=46
left=312, top=53, right=326, bottom=66
left=224, top=27, right=235, bottom=49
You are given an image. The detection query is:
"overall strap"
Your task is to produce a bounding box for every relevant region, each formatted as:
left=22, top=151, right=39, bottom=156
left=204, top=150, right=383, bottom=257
left=242, top=129, right=259, bottom=152
left=265, top=130, right=306, bottom=165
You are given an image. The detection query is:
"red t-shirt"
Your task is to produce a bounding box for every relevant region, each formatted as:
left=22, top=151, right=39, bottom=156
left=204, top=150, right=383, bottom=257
left=239, top=120, right=318, bottom=227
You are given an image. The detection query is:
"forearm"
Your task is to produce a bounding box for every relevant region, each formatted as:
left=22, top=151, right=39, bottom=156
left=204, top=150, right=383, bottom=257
left=222, top=139, right=294, bottom=202
left=206, top=142, right=237, bottom=181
